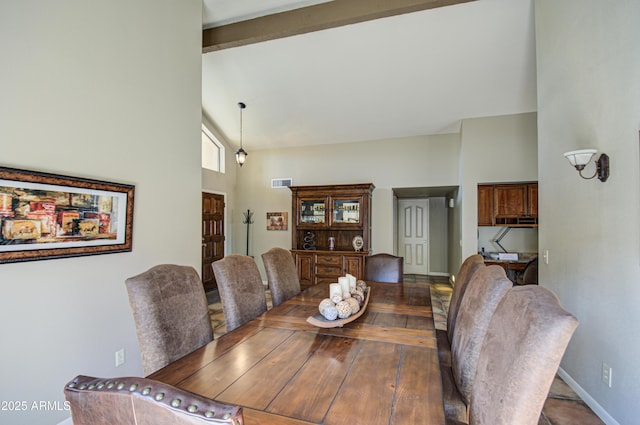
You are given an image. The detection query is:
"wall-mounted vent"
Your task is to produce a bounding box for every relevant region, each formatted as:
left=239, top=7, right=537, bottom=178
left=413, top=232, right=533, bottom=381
left=271, top=178, right=293, bottom=188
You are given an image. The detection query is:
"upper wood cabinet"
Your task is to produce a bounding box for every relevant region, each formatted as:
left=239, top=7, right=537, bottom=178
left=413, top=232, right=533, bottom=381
left=478, top=182, right=538, bottom=227
left=527, top=183, right=538, bottom=217
left=493, top=184, right=528, bottom=218
left=477, top=185, right=494, bottom=226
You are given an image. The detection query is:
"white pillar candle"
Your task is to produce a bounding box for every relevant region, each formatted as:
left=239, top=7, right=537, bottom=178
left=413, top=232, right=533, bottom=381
left=330, top=283, right=342, bottom=298
left=346, top=274, right=357, bottom=290
left=338, top=276, right=350, bottom=294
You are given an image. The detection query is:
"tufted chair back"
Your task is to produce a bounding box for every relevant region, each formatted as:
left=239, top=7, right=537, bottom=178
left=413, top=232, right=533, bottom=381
left=64, top=375, right=243, bottom=425
left=468, top=285, right=578, bottom=425
left=211, top=254, right=267, bottom=332
left=363, top=253, right=403, bottom=283
left=125, top=264, right=213, bottom=376
left=261, top=247, right=301, bottom=307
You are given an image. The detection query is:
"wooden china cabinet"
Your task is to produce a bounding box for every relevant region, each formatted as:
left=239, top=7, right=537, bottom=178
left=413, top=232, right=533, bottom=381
left=289, top=183, right=374, bottom=290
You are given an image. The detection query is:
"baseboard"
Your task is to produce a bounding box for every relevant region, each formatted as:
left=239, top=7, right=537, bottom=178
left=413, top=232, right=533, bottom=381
left=427, top=272, right=449, bottom=277
left=557, top=367, right=620, bottom=425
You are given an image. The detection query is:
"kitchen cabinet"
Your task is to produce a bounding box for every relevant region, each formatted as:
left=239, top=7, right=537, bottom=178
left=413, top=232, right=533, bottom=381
left=527, top=184, right=538, bottom=217
left=477, top=185, right=494, bottom=226
left=493, top=184, right=527, bottom=218
left=477, top=182, right=538, bottom=227
left=290, top=183, right=374, bottom=289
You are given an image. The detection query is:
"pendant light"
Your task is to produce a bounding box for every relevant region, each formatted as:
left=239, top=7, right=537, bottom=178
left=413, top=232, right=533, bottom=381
left=235, top=102, right=248, bottom=167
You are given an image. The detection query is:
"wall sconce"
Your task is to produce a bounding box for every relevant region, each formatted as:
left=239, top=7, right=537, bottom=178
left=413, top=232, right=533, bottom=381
left=235, top=102, right=248, bottom=167
left=563, top=149, right=609, bottom=182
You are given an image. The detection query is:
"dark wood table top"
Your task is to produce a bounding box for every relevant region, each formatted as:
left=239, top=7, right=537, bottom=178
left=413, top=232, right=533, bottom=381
left=149, top=281, right=445, bottom=425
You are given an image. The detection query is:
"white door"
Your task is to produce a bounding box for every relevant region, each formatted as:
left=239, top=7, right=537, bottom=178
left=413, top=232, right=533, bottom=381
left=398, top=199, right=429, bottom=275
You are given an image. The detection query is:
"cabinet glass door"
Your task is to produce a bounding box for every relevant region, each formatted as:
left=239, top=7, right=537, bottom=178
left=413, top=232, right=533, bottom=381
left=299, top=199, right=326, bottom=224
left=332, top=198, right=361, bottom=224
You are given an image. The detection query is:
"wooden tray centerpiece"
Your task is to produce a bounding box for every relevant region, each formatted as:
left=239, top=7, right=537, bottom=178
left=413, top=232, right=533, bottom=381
left=307, top=280, right=370, bottom=328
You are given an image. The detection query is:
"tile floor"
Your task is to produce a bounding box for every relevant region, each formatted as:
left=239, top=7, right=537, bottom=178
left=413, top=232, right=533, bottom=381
left=207, top=276, right=604, bottom=425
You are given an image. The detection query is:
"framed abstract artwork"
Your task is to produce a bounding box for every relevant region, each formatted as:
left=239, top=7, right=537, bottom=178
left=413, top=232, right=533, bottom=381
left=0, top=166, right=134, bottom=264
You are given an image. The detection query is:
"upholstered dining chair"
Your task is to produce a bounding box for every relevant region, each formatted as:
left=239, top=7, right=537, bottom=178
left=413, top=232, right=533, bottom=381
left=441, top=265, right=513, bottom=423
left=211, top=254, right=267, bottom=332
left=64, top=375, right=244, bottom=425
left=261, top=247, right=301, bottom=307
left=125, top=264, right=213, bottom=376
left=436, top=254, right=485, bottom=367
left=446, top=285, right=579, bottom=425
left=363, top=253, right=404, bottom=283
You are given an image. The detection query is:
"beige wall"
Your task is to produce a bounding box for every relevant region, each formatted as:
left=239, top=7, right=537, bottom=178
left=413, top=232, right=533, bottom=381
left=0, top=2, right=202, bottom=424
left=536, top=1, right=640, bottom=423
left=459, top=112, right=539, bottom=259
left=232, top=134, right=461, bottom=276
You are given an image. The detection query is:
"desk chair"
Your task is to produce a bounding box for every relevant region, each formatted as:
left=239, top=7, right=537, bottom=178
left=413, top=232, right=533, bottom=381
left=125, top=264, right=213, bottom=376
left=64, top=375, right=244, bottom=425
left=211, top=254, right=267, bottom=332
left=363, top=253, right=403, bottom=283
left=517, top=256, right=539, bottom=285
left=261, top=247, right=301, bottom=307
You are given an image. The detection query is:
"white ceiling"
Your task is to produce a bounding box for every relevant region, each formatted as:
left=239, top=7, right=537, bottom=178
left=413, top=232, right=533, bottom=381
left=202, top=0, right=537, bottom=152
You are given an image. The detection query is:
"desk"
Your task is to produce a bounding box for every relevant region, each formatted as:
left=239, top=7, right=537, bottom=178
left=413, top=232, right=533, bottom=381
left=149, top=281, right=445, bottom=425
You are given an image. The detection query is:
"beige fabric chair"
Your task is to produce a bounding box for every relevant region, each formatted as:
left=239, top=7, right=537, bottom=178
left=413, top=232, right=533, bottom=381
left=64, top=375, right=244, bottom=425
left=363, top=253, right=403, bottom=283
left=436, top=254, right=485, bottom=367
left=447, top=285, right=579, bottom=425
left=211, top=254, right=267, bottom=332
left=261, top=247, right=301, bottom=307
left=125, top=265, right=213, bottom=376
left=442, top=265, right=512, bottom=423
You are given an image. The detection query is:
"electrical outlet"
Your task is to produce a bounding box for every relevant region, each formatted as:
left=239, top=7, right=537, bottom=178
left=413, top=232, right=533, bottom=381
left=115, top=348, right=125, bottom=367
left=601, top=362, right=612, bottom=387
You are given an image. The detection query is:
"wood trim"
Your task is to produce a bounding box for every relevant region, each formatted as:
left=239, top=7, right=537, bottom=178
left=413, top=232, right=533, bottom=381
left=203, top=0, right=476, bottom=52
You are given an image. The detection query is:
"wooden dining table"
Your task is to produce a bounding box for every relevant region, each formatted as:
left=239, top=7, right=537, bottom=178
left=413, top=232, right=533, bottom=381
left=149, top=281, right=445, bottom=425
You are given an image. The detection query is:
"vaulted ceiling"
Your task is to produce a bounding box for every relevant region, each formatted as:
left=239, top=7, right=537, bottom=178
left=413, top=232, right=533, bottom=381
left=201, top=0, right=536, bottom=151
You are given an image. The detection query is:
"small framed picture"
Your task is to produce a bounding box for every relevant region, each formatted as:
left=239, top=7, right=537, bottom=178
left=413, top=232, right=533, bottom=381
left=266, top=212, right=288, bottom=231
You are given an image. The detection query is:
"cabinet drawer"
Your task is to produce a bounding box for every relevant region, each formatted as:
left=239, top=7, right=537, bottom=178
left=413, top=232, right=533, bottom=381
left=316, top=276, right=340, bottom=284
left=316, top=255, right=341, bottom=265
left=315, top=264, right=341, bottom=276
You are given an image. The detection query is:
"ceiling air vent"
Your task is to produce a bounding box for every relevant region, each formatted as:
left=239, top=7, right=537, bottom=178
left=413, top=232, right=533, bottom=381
left=271, top=178, right=293, bottom=189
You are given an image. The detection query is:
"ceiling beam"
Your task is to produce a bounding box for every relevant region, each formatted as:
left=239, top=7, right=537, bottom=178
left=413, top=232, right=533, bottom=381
left=203, top=0, right=476, bottom=53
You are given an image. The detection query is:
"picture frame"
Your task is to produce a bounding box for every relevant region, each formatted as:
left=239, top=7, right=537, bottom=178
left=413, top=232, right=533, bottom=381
left=266, top=212, right=288, bottom=231
left=0, top=166, right=134, bottom=264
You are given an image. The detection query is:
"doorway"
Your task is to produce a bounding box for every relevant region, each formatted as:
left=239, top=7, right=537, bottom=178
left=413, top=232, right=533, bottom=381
left=394, top=186, right=458, bottom=277
left=397, top=198, right=429, bottom=275
left=202, top=192, right=225, bottom=291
